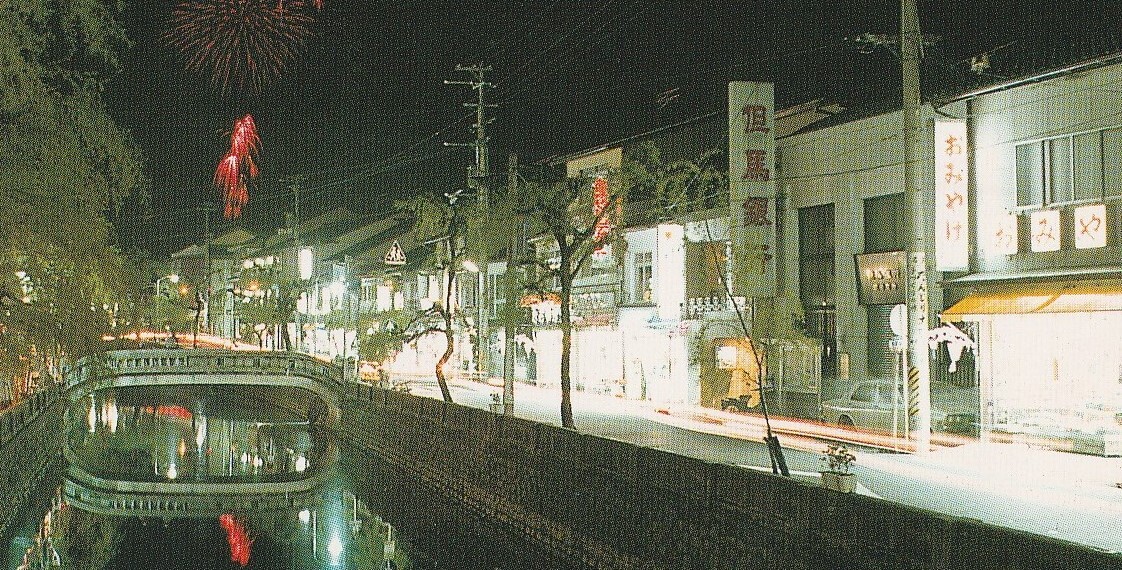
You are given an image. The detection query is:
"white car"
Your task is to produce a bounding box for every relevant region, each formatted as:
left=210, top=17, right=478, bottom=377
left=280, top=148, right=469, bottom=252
left=821, top=380, right=978, bottom=435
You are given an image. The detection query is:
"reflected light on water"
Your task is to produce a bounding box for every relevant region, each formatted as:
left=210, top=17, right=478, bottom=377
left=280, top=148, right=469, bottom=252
left=219, top=513, right=253, bottom=567
left=87, top=399, right=96, bottom=433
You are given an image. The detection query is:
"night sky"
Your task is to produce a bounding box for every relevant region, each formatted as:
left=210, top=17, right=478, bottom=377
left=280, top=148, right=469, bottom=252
left=104, top=0, right=1122, bottom=256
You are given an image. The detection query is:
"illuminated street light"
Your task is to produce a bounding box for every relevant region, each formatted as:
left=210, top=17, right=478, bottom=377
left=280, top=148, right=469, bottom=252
left=154, top=274, right=180, bottom=296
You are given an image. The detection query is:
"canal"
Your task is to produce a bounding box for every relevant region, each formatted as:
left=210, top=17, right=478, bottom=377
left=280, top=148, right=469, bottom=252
left=5, top=385, right=539, bottom=570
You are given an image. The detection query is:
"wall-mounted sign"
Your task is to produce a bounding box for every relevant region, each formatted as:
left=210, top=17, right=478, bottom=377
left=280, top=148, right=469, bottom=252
left=384, top=240, right=407, bottom=265
left=934, top=121, right=969, bottom=270
left=1074, top=204, right=1107, bottom=249
left=656, top=223, right=684, bottom=320
left=728, top=81, right=776, bottom=297
left=992, top=211, right=1018, bottom=255
left=1029, top=210, right=1061, bottom=252
left=855, top=251, right=906, bottom=305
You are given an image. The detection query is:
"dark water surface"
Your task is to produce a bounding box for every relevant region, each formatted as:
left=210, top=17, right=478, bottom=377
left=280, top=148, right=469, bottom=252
left=6, top=385, right=542, bottom=570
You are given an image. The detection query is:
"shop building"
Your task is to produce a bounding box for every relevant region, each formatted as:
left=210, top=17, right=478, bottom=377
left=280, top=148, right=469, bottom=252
left=937, top=56, right=1122, bottom=455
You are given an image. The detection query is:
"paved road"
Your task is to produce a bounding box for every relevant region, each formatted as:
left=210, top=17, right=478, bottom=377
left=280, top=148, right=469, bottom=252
left=404, top=377, right=1122, bottom=555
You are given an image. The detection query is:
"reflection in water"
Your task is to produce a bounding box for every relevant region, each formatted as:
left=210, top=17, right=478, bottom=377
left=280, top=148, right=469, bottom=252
left=70, top=386, right=329, bottom=483
left=12, top=384, right=565, bottom=569
left=22, top=479, right=415, bottom=570
left=219, top=514, right=253, bottom=567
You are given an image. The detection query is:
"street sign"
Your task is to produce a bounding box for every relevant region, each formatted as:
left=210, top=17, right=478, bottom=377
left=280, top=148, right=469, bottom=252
left=889, top=336, right=904, bottom=353
left=384, top=240, right=406, bottom=266
left=890, top=303, right=906, bottom=336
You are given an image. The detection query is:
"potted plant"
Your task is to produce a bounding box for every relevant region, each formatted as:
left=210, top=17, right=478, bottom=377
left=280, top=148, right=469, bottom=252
left=819, top=443, right=857, bottom=493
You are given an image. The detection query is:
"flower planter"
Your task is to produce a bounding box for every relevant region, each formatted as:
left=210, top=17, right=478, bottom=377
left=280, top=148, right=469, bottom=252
left=820, top=471, right=856, bottom=493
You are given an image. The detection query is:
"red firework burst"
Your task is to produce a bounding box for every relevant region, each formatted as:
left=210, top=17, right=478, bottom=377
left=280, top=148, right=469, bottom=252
left=215, top=114, right=261, bottom=219
left=165, top=0, right=322, bottom=95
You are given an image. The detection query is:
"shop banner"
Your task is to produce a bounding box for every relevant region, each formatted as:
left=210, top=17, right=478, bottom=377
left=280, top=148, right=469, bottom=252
left=934, top=121, right=969, bottom=271
left=1074, top=204, right=1107, bottom=249
left=991, top=211, right=1018, bottom=255
left=729, top=81, right=776, bottom=297
left=1030, top=210, right=1061, bottom=252
left=656, top=223, right=684, bottom=320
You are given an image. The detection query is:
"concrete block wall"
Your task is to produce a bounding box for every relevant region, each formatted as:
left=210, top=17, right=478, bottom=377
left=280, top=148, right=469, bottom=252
left=341, top=385, right=1121, bottom=570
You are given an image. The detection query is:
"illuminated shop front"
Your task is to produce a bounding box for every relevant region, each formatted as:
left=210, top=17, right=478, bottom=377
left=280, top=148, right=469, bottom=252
left=943, top=283, right=1122, bottom=455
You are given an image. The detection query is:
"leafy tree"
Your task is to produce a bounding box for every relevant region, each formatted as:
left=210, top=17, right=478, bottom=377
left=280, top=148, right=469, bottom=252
left=0, top=1, right=147, bottom=394
left=395, top=194, right=474, bottom=402
left=512, top=172, right=628, bottom=428
left=236, top=264, right=300, bottom=350
left=623, top=140, right=728, bottom=219
left=146, top=291, right=195, bottom=337
left=355, top=308, right=413, bottom=377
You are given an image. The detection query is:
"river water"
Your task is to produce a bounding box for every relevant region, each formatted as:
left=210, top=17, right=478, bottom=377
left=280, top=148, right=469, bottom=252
left=5, top=385, right=531, bottom=570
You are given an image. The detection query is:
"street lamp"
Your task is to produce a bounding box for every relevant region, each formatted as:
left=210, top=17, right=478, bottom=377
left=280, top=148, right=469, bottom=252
left=154, top=274, right=180, bottom=297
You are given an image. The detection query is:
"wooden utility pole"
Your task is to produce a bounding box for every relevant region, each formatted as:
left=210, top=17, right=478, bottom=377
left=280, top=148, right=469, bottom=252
left=291, top=179, right=303, bottom=353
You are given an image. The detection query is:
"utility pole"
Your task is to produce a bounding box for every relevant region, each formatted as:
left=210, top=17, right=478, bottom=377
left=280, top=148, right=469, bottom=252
left=445, top=63, right=496, bottom=381
left=901, top=0, right=932, bottom=452
left=852, top=1, right=935, bottom=453
left=197, top=203, right=217, bottom=347
left=502, top=154, right=520, bottom=415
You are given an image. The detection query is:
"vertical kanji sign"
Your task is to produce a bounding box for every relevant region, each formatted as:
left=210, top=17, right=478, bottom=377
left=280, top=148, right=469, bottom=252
left=728, top=81, right=776, bottom=296
left=934, top=121, right=969, bottom=271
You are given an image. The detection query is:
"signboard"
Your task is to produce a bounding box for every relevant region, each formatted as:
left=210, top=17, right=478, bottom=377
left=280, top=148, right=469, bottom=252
left=991, top=211, right=1018, bottom=255
left=934, top=121, right=969, bottom=270
left=854, top=251, right=906, bottom=305
left=728, top=81, right=776, bottom=297
left=656, top=223, right=684, bottom=320
left=1030, top=210, right=1061, bottom=252
left=1074, top=204, right=1106, bottom=249
left=384, top=240, right=407, bottom=265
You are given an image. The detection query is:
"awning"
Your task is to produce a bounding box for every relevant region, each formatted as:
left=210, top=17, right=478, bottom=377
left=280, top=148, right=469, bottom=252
left=942, top=266, right=1122, bottom=286
left=942, top=284, right=1122, bottom=321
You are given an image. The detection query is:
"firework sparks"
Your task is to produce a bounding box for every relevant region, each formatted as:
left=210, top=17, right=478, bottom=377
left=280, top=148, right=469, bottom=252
left=215, top=114, right=260, bottom=219
left=165, top=0, right=321, bottom=95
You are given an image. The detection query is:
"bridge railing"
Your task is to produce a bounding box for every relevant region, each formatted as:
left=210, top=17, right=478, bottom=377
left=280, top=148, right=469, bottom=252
left=66, top=349, right=342, bottom=391
left=0, top=387, right=58, bottom=451
left=63, top=476, right=324, bottom=519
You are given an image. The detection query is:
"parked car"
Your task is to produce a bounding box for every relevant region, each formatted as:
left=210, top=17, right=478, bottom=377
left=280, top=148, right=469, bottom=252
left=821, top=380, right=978, bottom=436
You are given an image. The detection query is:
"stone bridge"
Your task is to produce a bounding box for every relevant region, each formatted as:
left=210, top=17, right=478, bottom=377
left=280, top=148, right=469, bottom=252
left=62, top=349, right=342, bottom=519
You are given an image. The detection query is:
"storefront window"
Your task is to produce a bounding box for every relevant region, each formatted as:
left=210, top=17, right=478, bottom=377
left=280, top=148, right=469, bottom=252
left=988, top=312, right=1122, bottom=454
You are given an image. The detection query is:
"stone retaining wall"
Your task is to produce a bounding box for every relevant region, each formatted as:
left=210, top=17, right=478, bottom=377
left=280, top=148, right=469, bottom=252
left=0, top=388, right=64, bottom=539
left=341, top=385, right=1121, bottom=570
